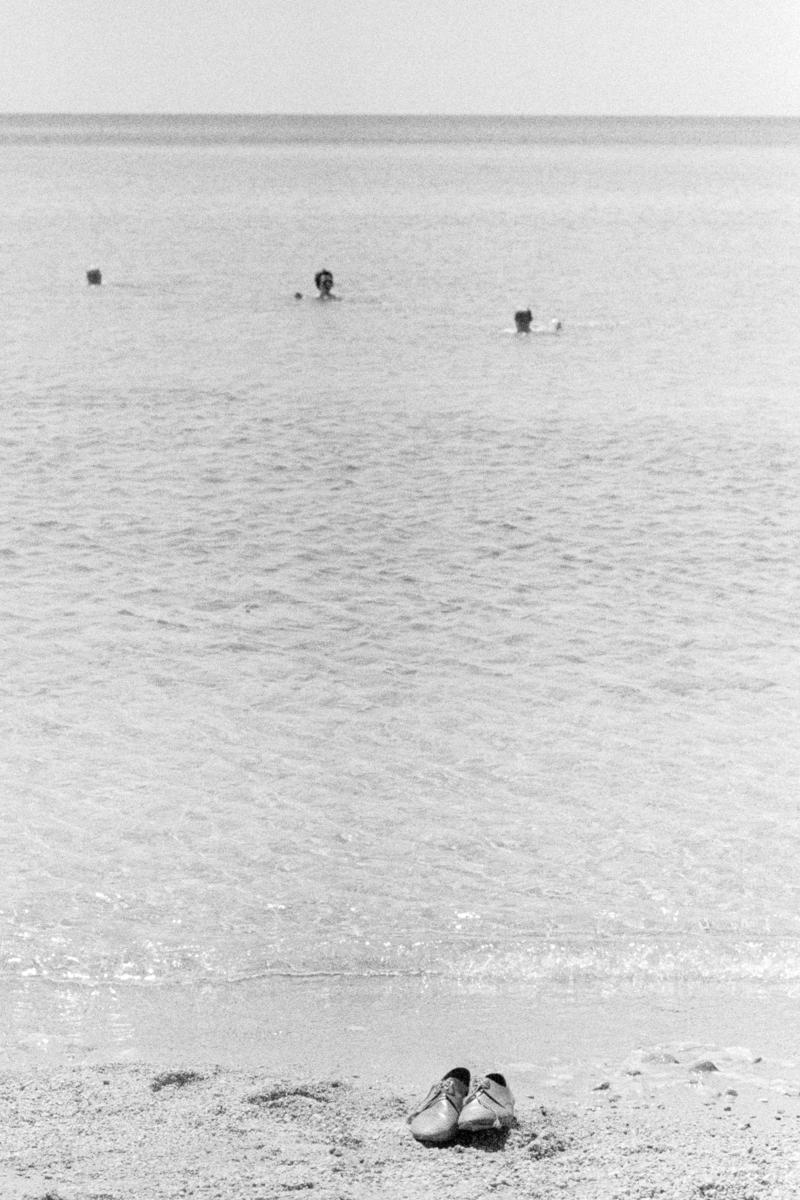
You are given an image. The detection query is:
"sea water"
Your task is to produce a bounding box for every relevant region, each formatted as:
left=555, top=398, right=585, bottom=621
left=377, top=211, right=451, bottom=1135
left=1, top=115, right=799, bottom=1068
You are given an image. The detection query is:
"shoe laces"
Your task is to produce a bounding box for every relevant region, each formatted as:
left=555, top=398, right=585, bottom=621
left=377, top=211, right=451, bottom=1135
left=465, top=1077, right=502, bottom=1106
left=407, top=1076, right=461, bottom=1120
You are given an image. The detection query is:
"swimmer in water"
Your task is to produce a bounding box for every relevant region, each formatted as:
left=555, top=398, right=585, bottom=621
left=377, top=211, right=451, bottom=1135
left=512, top=309, right=562, bottom=334
left=314, top=269, right=340, bottom=300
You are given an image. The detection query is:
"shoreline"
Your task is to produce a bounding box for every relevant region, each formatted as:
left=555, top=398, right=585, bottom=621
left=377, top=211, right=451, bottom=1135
left=4, top=974, right=800, bottom=1089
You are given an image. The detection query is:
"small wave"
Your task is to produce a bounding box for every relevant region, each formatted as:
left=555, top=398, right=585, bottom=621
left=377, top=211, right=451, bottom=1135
left=8, top=932, right=800, bottom=992
left=449, top=935, right=800, bottom=988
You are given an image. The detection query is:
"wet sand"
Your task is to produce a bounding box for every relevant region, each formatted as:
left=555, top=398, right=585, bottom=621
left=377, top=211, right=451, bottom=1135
left=3, top=1042, right=800, bottom=1199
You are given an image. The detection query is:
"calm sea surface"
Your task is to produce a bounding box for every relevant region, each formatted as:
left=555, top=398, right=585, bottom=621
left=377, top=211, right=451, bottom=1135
left=2, top=115, right=799, bottom=1062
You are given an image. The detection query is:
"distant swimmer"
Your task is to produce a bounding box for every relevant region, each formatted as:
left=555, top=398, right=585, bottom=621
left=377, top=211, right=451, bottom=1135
left=314, top=268, right=340, bottom=300
left=86, top=267, right=102, bottom=286
left=512, top=309, right=562, bottom=335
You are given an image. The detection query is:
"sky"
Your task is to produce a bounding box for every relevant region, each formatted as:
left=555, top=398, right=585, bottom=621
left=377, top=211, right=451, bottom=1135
left=1, top=0, right=798, bottom=116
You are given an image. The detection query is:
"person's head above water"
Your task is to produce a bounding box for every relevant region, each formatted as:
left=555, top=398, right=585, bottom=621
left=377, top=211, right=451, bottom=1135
left=315, top=269, right=335, bottom=297
left=514, top=309, right=532, bottom=333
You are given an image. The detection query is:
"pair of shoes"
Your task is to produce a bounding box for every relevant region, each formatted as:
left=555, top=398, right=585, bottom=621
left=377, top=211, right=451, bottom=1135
left=406, top=1067, right=515, bottom=1144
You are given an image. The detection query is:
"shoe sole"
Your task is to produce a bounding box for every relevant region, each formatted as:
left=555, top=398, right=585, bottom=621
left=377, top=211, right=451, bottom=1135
left=458, top=1117, right=512, bottom=1132
left=410, top=1130, right=457, bottom=1145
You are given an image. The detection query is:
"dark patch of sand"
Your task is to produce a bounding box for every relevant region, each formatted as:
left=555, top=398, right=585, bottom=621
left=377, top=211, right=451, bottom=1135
left=1, top=1045, right=800, bottom=1198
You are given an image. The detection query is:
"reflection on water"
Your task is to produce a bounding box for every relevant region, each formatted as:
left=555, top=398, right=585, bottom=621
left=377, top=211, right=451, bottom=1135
left=6, top=985, right=137, bottom=1063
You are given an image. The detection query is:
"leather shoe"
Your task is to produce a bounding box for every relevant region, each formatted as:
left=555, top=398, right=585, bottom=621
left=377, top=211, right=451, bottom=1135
left=457, top=1072, right=515, bottom=1131
left=407, top=1067, right=470, bottom=1144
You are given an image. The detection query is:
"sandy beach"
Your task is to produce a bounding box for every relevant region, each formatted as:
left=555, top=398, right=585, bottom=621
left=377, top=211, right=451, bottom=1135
left=3, top=1040, right=800, bottom=1200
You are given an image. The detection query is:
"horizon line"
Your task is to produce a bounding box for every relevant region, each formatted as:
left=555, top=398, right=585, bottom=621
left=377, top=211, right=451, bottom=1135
left=2, top=111, right=799, bottom=120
